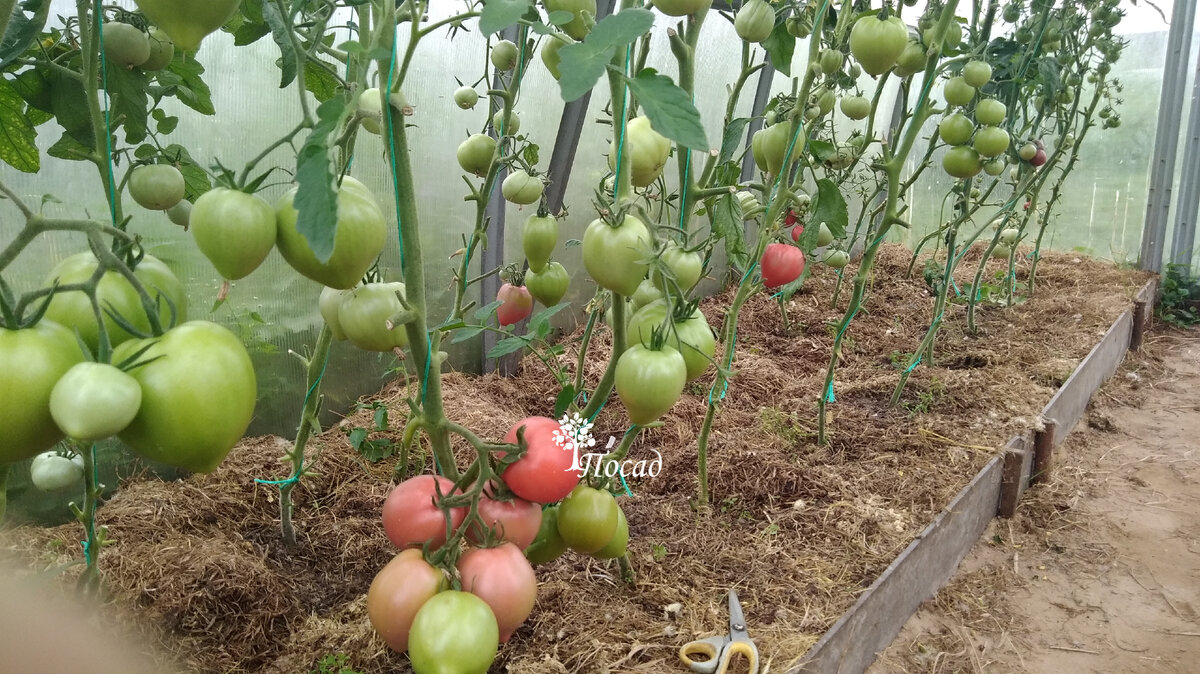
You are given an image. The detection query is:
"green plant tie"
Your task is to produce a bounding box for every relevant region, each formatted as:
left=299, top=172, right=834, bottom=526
left=255, top=347, right=331, bottom=487
left=96, top=13, right=118, bottom=227
left=79, top=443, right=100, bottom=563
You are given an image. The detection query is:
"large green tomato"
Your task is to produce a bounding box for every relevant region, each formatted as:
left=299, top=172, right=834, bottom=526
left=556, top=485, right=619, bottom=553
left=654, top=0, right=712, bottom=17
left=652, top=242, right=703, bottom=294
left=113, top=321, right=256, bottom=473
left=102, top=22, right=151, bottom=68
left=141, top=26, right=175, bottom=71
left=615, top=344, right=687, bottom=425
left=43, top=252, right=187, bottom=351
left=133, top=0, right=241, bottom=52
left=0, top=321, right=84, bottom=464
left=274, top=180, right=387, bottom=289
left=457, top=134, right=497, bottom=176
left=849, top=14, right=908, bottom=76
left=751, top=121, right=792, bottom=176
left=501, top=171, right=544, bottom=205
left=541, top=34, right=566, bottom=79
left=592, top=506, right=629, bottom=559
left=525, top=262, right=569, bottom=307
left=190, top=188, right=277, bottom=280
left=338, top=282, right=411, bottom=352
left=582, top=215, right=652, bottom=297
left=942, top=146, right=983, bottom=179
left=49, top=362, right=142, bottom=441
left=627, top=300, right=715, bottom=381
left=522, top=214, right=558, bottom=273
left=128, top=164, right=185, bottom=210
left=938, top=113, right=975, bottom=146
left=734, top=0, right=775, bottom=43
left=319, top=286, right=352, bottom=340
left=943, top=76, right=976, bottom=107
left=407, top=591, right=499, bottom=674
left=972, top=126, right=1010, bottom=157
left=608, top=116, right=671, bottom=188
left=544, top=0, right=597, bottom=40
left=29, top=451, right=85, bottom=491
left=975, top=98, right=1007, bottom=126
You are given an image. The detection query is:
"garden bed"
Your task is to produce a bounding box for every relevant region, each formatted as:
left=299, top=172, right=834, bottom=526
left=0, top=245, right=1151, bottom=674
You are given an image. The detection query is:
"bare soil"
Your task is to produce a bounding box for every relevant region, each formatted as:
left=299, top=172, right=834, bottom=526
left=871, top=331, right=1200, bottom=674
left=0, top=246, right=1153, bottom=673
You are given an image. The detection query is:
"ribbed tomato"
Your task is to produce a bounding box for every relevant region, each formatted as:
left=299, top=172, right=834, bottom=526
left=457, top=543, right=538, bottom=642
left=760, top=243, right=805, bottom=288
left=500, top=417, right=579, bottom=504
left=382, top=475, right=467, bottom=550
left=367, top=549, right=444, bottom=652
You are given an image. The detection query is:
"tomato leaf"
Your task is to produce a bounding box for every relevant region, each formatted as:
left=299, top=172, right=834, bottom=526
left=553, top=384, right=576, bottom=418
left=0, top=76, right=40, bottom=173
left=104, top=66, right=150, bottom=144
left=545, top=10, right=574, bottom=27
left=451, top=325, right=485, bottom=344
left=303, top=59, right=342, bottom=102
left=719, top=117, right=750, bottom=164
left=479, top=0, right=534, bottom=35
left=808, top=139, right=837, bottom=163
left=557, top=8, right=655, bottom=102
left=488, top=335, right=530, bottom=358
left=227, top=0, right=271, bottom=46
left=761, top=21, right=795, bottom=76
left=292, top=96, right=348, bottom=264
left=0, top=0, right=50, bottom=70
left=810, top=178, right=848, bottom=239
left=46, top=133, right=91, bottom=162
left=624, top=68, right=709, bottom=151
left=710, top=193, right=749, bottom=271
left=46, top=70, right=94, bottom=150
left=527, top=302, right=568, bottom=334
left=263, top=0, right=298, bottom=88
left=157, top=58, right=215, bottom=116
left=161, top=143, right=211, bottom=199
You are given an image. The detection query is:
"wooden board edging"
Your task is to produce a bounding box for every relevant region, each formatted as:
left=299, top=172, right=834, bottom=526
left=790, top=457, right=1004, bottom=674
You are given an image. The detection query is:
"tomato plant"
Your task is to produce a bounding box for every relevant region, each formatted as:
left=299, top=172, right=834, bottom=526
left=760, top=243, right=805, bottom=289
left=0, top=322, right=84, bottom=464
left=133, top=0, right=241, bottom=52
left=500, top=417, right=578, bottom=504
left=467, top=489, right=543, bottom=550
left=849, top=14, right=908, bottom=76
left=338, top=282, right=412, bottom=352
left=496, top=283, right=534, bottom=326
left=29, top=451, right=85, bottom=492
left=275, top=181, right=388, bottom=289
left=525, top=262, right=569, bottom=307
left=582, top=215, right=652, bottom=297
left=189, top=188, right=277, bottom=280
left=615, top=343, right=687, bottom=425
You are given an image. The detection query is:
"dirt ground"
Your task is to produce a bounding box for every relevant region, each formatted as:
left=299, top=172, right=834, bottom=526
left=871, top=330, right=1200, bottom=674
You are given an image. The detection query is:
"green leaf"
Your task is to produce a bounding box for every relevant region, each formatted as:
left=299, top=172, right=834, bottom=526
left=719, top=117, right=750, bottom=164
left=263, top=0, right=297, bottom=89
left=523, top=142, right=539, bottom=166
left=0, top=76, right=39, bottom=172
left=479, top=0, right=534, bottom=35
left=527, top=302, right=568, bottom=333
left=0, top=0, right=50, bottom=70
left=157, top=58, right=215, bottom=115
left=761, top=21, right=795, bottom=76
left=228, top=0, right=270, bottom=45
left=47, top=70, right=93, bottom=149
left=358, top=438, right=396, bottom=462
left=347, top=427, right=367, bottom=450
left=475, top=299, right=503, bottom=320
left=546, top=10, right=574, bottom=26
left=553, top=384, right=576, bottom=417
left=10, top=68, right=51, bottom=114
left=304, top=60, right=342, bottom=102
left=557, top=8, right=655, bottom=102
left=372, top=405, right=388, bottom=430
left=488, top=336, right=529, bottom=358
left=46, top=133, right=91, bottom=162
left=810, top=178, right=848, bottom=239
left=808, top=139, right=836, bottom=162
left=451, top=325, right=486, bottom=344
left=711, top=193, right=749, bottom=270
left=293, top=96, right=348, bottom=263
left=160, top=143, right=212, bottom=200
left=624, top=68, right=708, bottom=151
left=104, top=66, right=150, bottom=144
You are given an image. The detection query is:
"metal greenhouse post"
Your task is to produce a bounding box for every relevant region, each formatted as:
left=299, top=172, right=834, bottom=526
left=1170, top=35, right=1200, bottom=271
left=1138, top=0, right=1197, bottom=273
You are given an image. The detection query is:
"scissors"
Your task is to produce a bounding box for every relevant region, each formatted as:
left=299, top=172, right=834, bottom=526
left=678, top=590, right=760, bottom=674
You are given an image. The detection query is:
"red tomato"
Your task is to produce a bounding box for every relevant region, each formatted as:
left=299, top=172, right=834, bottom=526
left=497, top=283, right=533, bottom=326
left=761, top=243, right=806, bottom=288
left=784, top=209, right=798, bottom=225
left=468, top=488, right=543, bottom=550
left=1031, top=149, right=1048, bottom=167
left=367, top=549, right=445, bottom=652
left=500, top=417, right=579, bottom=504
left=457, top=543, right=538, bottom=643
left=790, top=224, right=805, bottom=242
left=382, top=475, right=467, bottom=550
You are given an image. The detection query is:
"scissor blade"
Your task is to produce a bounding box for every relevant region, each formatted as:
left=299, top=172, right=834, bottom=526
left=728, top=590, right=749, bottom=636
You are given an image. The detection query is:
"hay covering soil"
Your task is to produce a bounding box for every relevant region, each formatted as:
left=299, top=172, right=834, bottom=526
left=0, top=245, right=1150, bottom=673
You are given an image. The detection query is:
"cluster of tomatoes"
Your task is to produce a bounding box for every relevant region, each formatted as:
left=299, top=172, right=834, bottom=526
left=367, top=416, right=628, bottom=673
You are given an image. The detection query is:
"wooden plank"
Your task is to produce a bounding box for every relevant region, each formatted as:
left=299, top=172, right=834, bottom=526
left=998, top=432, right=1033, bottom=518
left=1030, top=420, right=1057, bottom=485
left=1039, top=310, right=1133, bottom=442
left=790, top=457, right=1004, bottom=674
left=1131, top=279, right=1159, bottom=352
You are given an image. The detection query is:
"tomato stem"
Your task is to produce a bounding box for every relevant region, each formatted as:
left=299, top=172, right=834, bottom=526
left=276, top=324, right=333, bottom=548
left=0, top=464, right=9, bottom=524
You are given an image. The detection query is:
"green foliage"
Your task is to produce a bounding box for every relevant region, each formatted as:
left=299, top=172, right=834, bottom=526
left=903, top=378, right=946, bottom=417
left=556, top=9, right=655, bottom=101
left=1157, top=263, right=1200, bottom=327
left=346, top=401, right=396, bottom=463
left=293, top=97, right=350, bottom=264
left=309, top=653, right=362, bottom=674
left=624, top=68, right=709, bottom=150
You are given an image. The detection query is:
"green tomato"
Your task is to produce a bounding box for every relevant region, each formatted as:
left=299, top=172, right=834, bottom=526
left=975, top=98, right=1007, bottom=126
left=541, top=34, right=566, bottom=80
left=141, top=26, right=175, bottom=71
left=943, top=76, right=976, bottom=107
left=999, top=228, right=1020, bottom=245
left=608, top=116, right=671, bottom=188
left=274, top=179, right=387, bottom=289
left=972, top=126, right=1011, bottom=157
left=893, top=41, right=927, bottom=77
left=190, top=188, right=277, bottom=280
left=544, top=0, right=597, bottom=40
left=751, top=121, right=792, bottom=176
left=819, top=49, right=843, bottom=75
left=615, top=344, right=687, bottom=425
left=319, top=286, right=352, bottom=341
left=113, top=321, right=256, bottom=473
left=525, top=262, right=569, bottom=307
left=338, top=282, right=411, bottom=352
left=457, top=134, right=497, bottom=177
left=962, top=60, right=993, bottom=88
left=0, top=321, right=85, bottom=464
left=817, top=222, right=834, bottom=247
left=938, top=113, right=975, bottom=146
left=991, top=243, right=1013, bottom=259
left=815, top=88, right=837, bottom=117
left=407, top=591, right=499, bottom=674
left=43, top=252, right=187, bottom=351
left=942, top=146, right=983, bottom=179
left=522, top=214, right=558, bottom=272
left=592, top=506, right=629, bottom=559
left=840, top=95, right=871, bottom=121
left=983, top=158, right=1006, bottom=176
left=128, top=164, right=185, bottom=210
left=502, top=171, right=544, bottom=205
left=556, top=485, right=619, bottom=553
left=49, top=363, right=142, bottom=441
left=491, top=40, right=519, bottom=71
left=493, top=109, right=521, bottom=136
left=453, top=86, right=479, bottom=110
left=132, top=0, right=240, bottom=52
left=653, top=242, right=703, bottom=294
left=734, top=0, right=776, bottom=43
left=524, top=505, right=568, bottom=565
left=736, top=190, right=761, bottom=218
left=849, top=14, right=909, bottom=76
left=582, top=215, right=652, bottom=297
left=166, top=199, right=191, bottom=228
left=103, top=22, right=150, bottom=68
left=654, top=0, right=711, bottom=17
left=627, top=301, right=716, bottom=381
left=631, top=278, right=664, bottom=311
left=1018, top=142, right=1038, bottom=161
left=358, top=88, right=410, bottom=135
left=823, top=249, right=850, bottom=269
left=29, top=451, right=85, bottom=492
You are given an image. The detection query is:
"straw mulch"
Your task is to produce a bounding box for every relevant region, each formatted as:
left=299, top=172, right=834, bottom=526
left=0, top=244, right=1151, bottom=673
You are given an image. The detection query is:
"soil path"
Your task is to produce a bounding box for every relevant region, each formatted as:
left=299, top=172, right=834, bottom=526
left=870, top=333, right=1200, bottom=674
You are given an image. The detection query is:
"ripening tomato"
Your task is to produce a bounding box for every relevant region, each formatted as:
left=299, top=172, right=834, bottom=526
left=615, top=344, right=687, bottom=425
left=457, top=543, right=538, bottom=642
left=367, top=549, right=445, bottom=653
left=497, top=283, right=534, bottom=326
left=790, top=224, right=805, bottom=242
left=382, top=475, right=467, bottom=550
left=0, top=321, right=84, bottom=464
left=501, top=417, right=578, bottom=504
left=467, top=488, right=543, bottom=549
left=556, top=485, right=619, bottom=553
left=407, top=591, right=499, bottom=674
left=524, top=505, right=568, bottom=565
left=760, top=243, right=805, bottom=288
